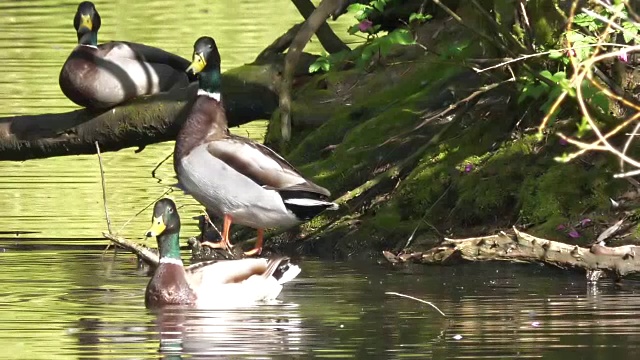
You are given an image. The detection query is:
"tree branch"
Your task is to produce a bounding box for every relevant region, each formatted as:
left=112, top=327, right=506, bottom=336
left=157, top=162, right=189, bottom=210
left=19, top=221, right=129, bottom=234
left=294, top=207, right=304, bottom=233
left=280, top=0, right=343, bottom=144
left=383, top=228, right=640, bottom=280
left=0, top=54, right=317, bottom=161
left=291, top=0, right=350, bottom=54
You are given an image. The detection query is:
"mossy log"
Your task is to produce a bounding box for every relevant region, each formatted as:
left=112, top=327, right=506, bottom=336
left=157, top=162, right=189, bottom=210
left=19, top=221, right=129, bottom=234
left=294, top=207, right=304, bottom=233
left=383, top=228, right=640, bottom=280
left=0, top=62, right=286, bottom=161
left=0, top=17, right=322, bottom=162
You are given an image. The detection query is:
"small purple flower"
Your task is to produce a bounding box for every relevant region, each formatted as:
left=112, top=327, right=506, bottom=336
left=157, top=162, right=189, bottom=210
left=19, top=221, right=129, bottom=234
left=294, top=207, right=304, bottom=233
left=556, top=224, right=566, bottom=231
left=568, top=229, right=580, bottom=238
left=559, top=138, right=568, bottom=146
left=618, top=51, right=628, bottom=63
left=579, top=218, right=592, bottom=227
left=358, top=19, right=373, bottom=32
left=464, top=164, right=473, bottom=173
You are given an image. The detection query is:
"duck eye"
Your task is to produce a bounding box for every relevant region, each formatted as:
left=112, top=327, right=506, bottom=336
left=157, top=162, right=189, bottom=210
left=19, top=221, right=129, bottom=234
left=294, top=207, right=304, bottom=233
left=168, top=207, right=174, bottom=214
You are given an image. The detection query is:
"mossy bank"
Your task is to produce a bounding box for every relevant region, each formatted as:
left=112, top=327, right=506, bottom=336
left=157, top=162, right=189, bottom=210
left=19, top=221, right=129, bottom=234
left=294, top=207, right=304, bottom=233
left=261, top=18, right=633, bottom=259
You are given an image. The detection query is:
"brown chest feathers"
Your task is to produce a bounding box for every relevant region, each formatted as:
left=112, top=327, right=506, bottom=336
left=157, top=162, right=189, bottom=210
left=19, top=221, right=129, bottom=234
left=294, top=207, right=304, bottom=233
left=174, top=96, right=228, bottom=162
left=145, top=263, right=196, bottom=308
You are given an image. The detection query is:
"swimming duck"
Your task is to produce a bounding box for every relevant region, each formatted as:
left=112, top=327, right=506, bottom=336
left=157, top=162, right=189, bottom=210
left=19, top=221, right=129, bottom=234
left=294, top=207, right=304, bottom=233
left=174, top=36, right=338, bottom=256
left=59, top=1, right=193, bottom=109
left=144, top=198, right=301, bottom=308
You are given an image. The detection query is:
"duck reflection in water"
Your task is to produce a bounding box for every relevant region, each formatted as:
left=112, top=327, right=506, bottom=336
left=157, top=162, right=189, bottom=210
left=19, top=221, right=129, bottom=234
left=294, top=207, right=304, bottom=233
left=153, top=304, right=303, bottom=358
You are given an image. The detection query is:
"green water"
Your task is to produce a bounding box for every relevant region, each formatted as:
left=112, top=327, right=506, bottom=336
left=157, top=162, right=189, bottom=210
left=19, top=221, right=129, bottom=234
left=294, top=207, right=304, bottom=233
left=0, top=0, right=351, bottom=243
left=1, top=1, right=640, bottom=359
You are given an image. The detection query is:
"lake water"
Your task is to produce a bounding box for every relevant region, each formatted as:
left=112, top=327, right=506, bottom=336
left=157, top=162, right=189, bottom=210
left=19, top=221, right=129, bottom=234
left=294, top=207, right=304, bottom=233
left=1, top=1, right=640, bottom=359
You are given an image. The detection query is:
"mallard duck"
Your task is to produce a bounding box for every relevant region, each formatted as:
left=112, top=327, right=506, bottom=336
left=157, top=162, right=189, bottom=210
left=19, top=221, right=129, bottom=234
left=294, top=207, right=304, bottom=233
left=144, top=198, right=301, bottom=308
left=174, top=36, right=339, bottom=256
left=59, top=1, right=193, bottom=109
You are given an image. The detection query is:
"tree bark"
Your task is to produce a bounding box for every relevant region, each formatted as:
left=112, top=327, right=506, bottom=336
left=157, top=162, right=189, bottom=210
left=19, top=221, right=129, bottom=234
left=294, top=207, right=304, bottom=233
left=280, top=0, right=343, bottom=145
left=291, top=0, right=350, bottom=54
left=383, top=228, right=640, bottom=280
left=0, top=53, right=318, bottom=161
left=0, top=76, right=273, bottom=161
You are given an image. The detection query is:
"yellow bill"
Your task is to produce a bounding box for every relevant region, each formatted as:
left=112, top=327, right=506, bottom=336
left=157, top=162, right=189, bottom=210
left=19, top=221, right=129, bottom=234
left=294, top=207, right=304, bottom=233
left=186, top=53, right=206, bottom=74
left=145, top=216, right=166, bottom=237
left=79, top=14, right=92, bottom=31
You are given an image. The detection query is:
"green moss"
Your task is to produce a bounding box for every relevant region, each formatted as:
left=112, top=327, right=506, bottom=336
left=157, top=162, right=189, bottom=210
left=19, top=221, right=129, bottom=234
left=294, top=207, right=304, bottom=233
left=255, top=12, right=633, bottom=257
left=520, top=160, right=623, bottom=226
left=527, top=0, right=565, bottom=47
left=454, top=135, right=540, bottom=223
left=288, top=65, right=466, bottom=195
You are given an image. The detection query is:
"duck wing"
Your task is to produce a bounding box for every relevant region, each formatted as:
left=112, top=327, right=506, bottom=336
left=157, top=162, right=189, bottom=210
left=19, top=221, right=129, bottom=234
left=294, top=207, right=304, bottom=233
left=99, top=41, right=196, bottom=82
left=185, top=258, right=301, bottom=306
left=185, top=258, right=269, bottom=288
left=114, top=41, right=191, bottom=71
left=207, top=135, right=331, bottom=198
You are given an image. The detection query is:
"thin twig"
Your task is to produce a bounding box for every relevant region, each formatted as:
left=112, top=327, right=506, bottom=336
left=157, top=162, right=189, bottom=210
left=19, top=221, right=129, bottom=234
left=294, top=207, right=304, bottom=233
left=620, top=121, right=640, bottom=173
left=103, top=232, right=159, bottom=266
left=151, top=151, right=173, bottom=181
left=116, top=188, right=174, bottom=234
left=614, top=169, right=640, bottom=178
left=476, top=43, right=626, bottom=74
left=96, top=141, right=113, bottom=235
left=385, top=292, right=447, bottom=317
left=203, top=211, right=223, bottom=238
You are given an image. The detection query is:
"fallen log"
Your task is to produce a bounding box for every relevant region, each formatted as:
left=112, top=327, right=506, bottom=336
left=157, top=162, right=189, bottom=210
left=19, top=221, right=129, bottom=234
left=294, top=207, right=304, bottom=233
left=383, top=228, right=640, bottom=280
left=0, top=63, right=283, bottom=161
left=0, top=21, right=320, bottom=161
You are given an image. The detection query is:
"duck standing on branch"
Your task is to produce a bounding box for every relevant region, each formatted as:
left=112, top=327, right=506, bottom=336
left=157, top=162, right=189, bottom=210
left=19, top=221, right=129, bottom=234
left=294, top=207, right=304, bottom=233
left=144, top=198, right=301, bottom=308
left=174, top=36, right=339, bottom=256
left=59, top=1, right=194, bottom=109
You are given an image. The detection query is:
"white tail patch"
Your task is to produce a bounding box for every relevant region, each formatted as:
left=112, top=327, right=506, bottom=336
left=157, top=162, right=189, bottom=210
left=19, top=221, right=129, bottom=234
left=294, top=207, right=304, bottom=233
left=283, top=198, right=339, bottom=210
left=277, top=264, right=301, bottom=285
left=197, top=89, right=221, bottom=101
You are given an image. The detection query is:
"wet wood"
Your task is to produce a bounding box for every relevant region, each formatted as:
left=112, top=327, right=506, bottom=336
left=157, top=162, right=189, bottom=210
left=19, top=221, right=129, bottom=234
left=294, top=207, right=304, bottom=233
left=103, top=232, right=159, bottom=267
left=383, top=228, right=640, bottom=279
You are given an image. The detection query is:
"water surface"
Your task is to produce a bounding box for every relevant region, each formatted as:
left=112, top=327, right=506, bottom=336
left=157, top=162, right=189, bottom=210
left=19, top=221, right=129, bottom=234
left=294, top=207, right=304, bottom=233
left=0, top=1, right=639, bottom=359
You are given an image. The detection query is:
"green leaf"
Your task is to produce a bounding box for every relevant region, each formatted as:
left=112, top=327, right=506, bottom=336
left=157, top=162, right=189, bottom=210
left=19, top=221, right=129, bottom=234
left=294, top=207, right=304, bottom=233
left=576, top=116, right=592, bottom=138
left=309, top=62, right=322, bottom=73
left=565, top=30, right=585, bottom=43
left=409, top=12, right=432, bottom=23
left=590, top=93, right=609, bottom=113
left=371, top=0, right=386, bottom=12
left=548, top=50, right=564, bottom=59
left=347, top=24, right=360, bottom=35
left=377, top=37, right=393, bottom=56
left=309, top=57, right=330, bottom=73
left=347, top=3, right=373, bottom=21
left=518, top=83, right=547, bottom=103
left=346, top=4, right=372, bottom=13
left=551, top=71, right=566, bottom=82
left=539, top=70, right=554, bottom=81
left=622, top=28, right=638, bottom=43
left=581, top=81, right=597, bottom=99
left=386, top=29, right=415, bottom=45
left=573, top=13, right=597, bottom=29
